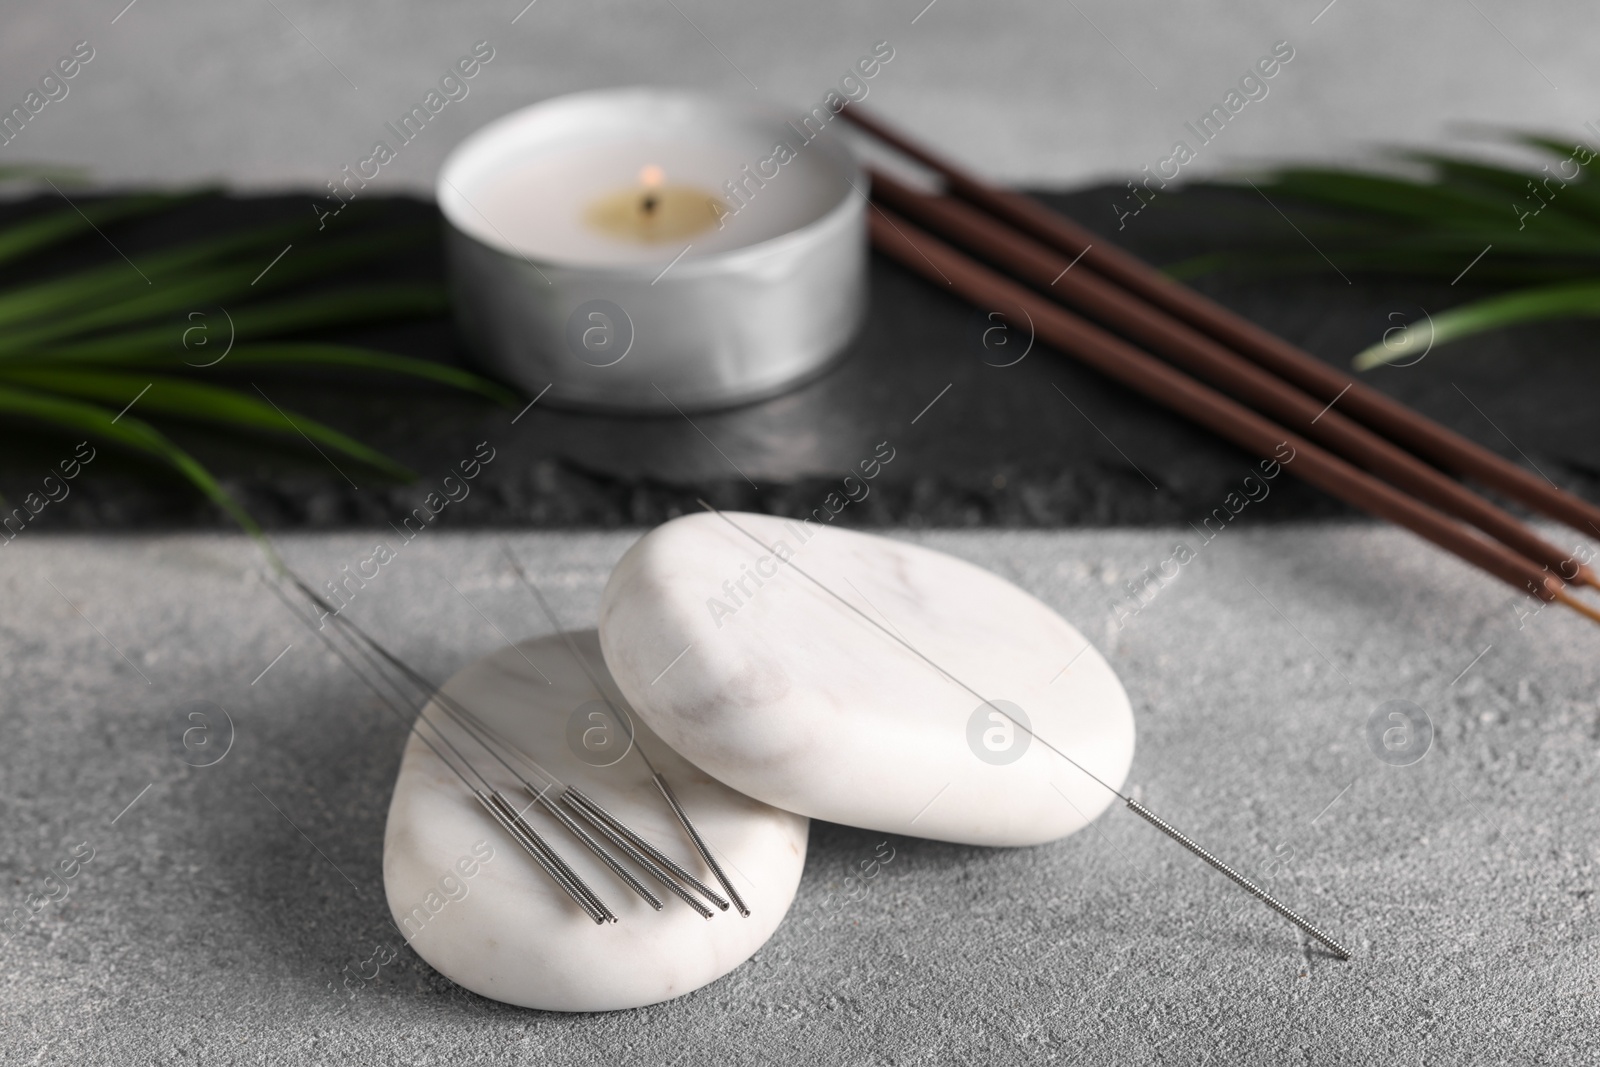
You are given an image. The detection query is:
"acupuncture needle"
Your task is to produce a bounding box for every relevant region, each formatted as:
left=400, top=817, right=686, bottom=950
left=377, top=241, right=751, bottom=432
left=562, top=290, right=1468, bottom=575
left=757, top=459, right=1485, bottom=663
left=268, top=575, right=615, bottom=924
left=391, top=669, right=718, bottom=919
left=439, top=668, right=730, bottom=917
left=270, top=559, right=711, bottom=926
left=269, top=579, right=610, bottom=922
left=308, top=591, right=624, bottom=925
left=298, top=581, right=671, bottom=918
left=501, top=544, right=753, bottom=918
left=326, top=610, right=668, bottom=912
left=501, top=547, right=747, bottom=916
left=274, top=578, right=616, bottom=924
left=500, top=547, right=744, bottom=916
left=423, top=703, right=719, bottom=919
left=697, top=501, right=1353, bottom=960
left=317, top=579, right=725, bottom=919
left=557, top=788, right=722, bottom=917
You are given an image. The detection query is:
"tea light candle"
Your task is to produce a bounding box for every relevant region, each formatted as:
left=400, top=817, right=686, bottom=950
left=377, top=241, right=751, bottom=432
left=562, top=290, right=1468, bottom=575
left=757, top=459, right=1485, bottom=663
left=582, top=165, right=726, bottom=245
left=439, top=88, right=867, bottom=411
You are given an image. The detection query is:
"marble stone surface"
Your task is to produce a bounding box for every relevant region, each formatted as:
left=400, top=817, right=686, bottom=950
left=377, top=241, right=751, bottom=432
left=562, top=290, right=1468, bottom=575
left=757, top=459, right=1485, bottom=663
left=382, top=629, right=808, bottom=1012
left=599, top=513, right=1136, bottom=846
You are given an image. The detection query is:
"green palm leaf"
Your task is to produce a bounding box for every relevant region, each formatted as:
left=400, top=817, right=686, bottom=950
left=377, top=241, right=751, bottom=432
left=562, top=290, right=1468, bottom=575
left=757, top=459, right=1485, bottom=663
left=0, top=193, right=197, bottom=269
left=0, top=382, right=265, bottom=542
left=1353, top=279, right=1600, bottom=369
left=0, top=229, right=437, bottom=350
left=7, top=283, right=447, bottom=358
left=0, top=188, right=515, bottom=533
left=24, top=342, right=519, bottom=406
left=1188, top=129, right=1600, bottom=369
left=0, top=368, right=415, bottom=481
left=1255, top=168, right=1508, bottom=225
left=0, top=217, right=313, bottom=328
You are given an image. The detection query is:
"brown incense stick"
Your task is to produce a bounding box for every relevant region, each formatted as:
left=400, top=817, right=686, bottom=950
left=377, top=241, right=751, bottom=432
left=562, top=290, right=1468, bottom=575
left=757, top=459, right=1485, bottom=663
left=842, top=105, right=1600, bottom=544
left=867, top=168, right=1600, bottom=590
left=866, top=204, right=1600, bottom=626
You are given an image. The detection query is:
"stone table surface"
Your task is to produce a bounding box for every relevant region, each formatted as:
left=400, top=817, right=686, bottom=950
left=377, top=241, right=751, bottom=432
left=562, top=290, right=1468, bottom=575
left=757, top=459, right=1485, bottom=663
left=1, top=525, right=1594, bottom=1064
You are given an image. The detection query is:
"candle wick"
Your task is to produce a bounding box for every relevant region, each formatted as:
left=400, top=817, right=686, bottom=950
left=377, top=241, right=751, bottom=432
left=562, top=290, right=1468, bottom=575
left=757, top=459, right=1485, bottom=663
left=641, top=193, right=658, bottom=216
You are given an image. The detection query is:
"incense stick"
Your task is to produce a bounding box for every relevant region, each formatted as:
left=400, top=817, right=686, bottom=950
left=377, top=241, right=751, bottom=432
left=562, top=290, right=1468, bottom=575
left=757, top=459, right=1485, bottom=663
left=841, top=105, right=1600, bottom=543
left=865, top=204, right=1600, bottom=626
left=868, top=167, right=1600, bottom=591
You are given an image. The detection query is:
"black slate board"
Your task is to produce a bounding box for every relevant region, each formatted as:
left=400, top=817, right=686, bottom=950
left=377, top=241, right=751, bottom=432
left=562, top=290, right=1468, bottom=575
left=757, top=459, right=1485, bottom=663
left=3, top=186, right=1597, bottom=532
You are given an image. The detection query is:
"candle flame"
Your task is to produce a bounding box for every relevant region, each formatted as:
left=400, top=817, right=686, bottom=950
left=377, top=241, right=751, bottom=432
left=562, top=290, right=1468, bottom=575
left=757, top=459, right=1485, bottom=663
left=639, top=164, right=665, bottom=189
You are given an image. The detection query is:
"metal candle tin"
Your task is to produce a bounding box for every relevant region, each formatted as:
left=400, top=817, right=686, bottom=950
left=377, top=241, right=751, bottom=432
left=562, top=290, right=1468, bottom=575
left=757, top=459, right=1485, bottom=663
left=438, top=88, right=867, bottom=413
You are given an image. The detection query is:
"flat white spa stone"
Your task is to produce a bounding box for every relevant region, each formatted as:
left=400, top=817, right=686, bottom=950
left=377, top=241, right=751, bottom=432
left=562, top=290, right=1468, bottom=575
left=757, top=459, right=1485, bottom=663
left=599, top=514, right=1135, bottom=847
left=382, top=631, right=808, bottom=1012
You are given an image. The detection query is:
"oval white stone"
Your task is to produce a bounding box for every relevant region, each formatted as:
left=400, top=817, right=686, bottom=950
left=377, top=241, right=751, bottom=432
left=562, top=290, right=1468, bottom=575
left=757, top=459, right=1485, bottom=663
left=599, top=514, right=1135, bottom=847
left=382, top=630, right=808, bottom=1012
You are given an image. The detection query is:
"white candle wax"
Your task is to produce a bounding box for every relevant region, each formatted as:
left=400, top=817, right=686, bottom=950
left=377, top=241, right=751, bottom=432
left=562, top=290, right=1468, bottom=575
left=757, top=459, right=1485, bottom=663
left=445, top=96, right=849, bottom=267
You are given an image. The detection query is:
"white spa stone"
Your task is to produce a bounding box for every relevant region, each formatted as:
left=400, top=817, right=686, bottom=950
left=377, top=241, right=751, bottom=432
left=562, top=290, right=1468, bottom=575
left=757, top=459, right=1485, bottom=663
left=382, top=630, right=808, bottom=1012
left=599, top=514, right=1135, bottom=847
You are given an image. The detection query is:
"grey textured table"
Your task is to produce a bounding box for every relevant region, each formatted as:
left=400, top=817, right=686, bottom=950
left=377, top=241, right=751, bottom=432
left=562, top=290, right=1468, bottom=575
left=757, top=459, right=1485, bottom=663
left=2, top=525, right=1594, bottom=1063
